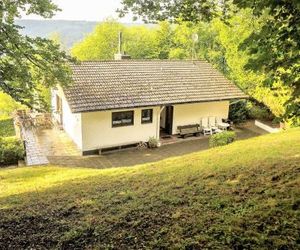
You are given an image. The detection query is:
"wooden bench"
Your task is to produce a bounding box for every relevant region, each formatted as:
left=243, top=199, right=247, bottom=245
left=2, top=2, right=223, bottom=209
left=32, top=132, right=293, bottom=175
left=178, top=124, right=201, bottom=138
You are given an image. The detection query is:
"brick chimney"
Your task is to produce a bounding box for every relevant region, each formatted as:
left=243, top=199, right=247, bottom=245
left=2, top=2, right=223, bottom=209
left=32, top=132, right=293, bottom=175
left=114, top=31, right=131, bottom=60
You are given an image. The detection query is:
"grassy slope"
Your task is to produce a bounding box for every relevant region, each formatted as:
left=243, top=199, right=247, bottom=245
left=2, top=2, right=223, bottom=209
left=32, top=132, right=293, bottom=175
left=0, top=118, right=15, bottom=137
left=0, top=129, right=299, bottom=249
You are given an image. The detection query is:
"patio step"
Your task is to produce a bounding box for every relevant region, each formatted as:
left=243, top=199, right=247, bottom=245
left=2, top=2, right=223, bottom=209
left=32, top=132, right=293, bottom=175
left=22, top=128, right=50, bottom=166
left=26, top=155, right=49, bottom=166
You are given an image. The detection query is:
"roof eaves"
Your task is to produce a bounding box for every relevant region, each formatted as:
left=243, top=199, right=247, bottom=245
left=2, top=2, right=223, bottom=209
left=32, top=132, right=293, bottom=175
left=70, top=95, right=248, bottom=114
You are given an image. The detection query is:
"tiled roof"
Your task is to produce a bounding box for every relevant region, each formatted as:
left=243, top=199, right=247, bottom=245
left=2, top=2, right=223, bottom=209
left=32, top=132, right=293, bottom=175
left=64, top=60, right=247, bottom=113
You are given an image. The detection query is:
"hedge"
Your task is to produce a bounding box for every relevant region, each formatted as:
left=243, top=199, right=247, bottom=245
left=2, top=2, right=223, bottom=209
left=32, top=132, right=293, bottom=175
left=0, top=118, right=15, bottom=137
left=209, top=131, right=236, bottom=148
left=0, top=137, right=25, bottom=166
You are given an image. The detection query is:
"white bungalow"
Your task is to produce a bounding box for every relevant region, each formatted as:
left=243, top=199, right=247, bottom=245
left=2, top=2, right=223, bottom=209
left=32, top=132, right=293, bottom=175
left=52, top=59, right=246, bottom=155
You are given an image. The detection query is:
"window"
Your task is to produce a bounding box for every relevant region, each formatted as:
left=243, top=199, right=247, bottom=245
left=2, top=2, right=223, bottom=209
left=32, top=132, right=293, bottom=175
left=112, top=111, right=134, bottom=127
left=141, top=109, right=153, bottom=124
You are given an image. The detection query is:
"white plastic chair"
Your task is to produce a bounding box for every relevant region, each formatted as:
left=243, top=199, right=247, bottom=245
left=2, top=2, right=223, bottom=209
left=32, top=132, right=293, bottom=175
left=216, top=117, right=230, bottom=131
left=201, top=117, right=212, bottom=135
left=209, top=117, right=219, bottom=133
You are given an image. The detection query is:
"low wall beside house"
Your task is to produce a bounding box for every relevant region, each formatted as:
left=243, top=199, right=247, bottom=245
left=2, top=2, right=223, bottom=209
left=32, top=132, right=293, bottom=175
left=255, top=120, right=280, bottom=133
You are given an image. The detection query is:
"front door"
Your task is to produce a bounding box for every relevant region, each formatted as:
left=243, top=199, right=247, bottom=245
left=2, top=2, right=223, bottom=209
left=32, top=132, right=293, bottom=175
left=165, top=106, right=173, bottom=135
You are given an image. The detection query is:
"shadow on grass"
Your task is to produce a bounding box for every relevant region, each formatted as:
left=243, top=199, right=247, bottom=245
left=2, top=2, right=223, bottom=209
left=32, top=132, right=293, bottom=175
left=0, top=129, right=299, bottom=249
left=0, top=157, right=299, bottom=249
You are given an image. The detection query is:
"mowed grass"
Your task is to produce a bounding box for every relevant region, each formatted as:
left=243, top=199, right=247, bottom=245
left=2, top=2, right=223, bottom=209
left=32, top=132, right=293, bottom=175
left=0, top=129, right=299, bottom=249
left=0, top=118, right=15, bottom=137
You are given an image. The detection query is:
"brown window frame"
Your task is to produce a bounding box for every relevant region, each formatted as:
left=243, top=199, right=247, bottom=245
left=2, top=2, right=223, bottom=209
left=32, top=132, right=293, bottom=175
left=141, top=109, right=153, bottom=124
left=112, top=111, right=134, bottom=127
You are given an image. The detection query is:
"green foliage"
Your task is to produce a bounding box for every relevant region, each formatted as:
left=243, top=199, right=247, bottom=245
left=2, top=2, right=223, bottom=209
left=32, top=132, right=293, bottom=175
left=0, top=129, right=299, bottom=248
left=71, top=20, right=171, bottom=60
left=229, top=100, right=274, bottom=123
left=209, top=131, right=236, bottom=147
left=118, top=0, right=224, bottom=23
left=72, top=20, right=124, bottom=60
left=286, top=103, right=300, bottom=127
left=194, top=10, right=288, bottom=121
left=169, top=21, right=199, bottom=59
left=0, top=92, right=24, bottom=119
left=123, top=25, right=157, bottom=59
left=234, top=0, right=300, bottom=123
left=148, top=136, right=159, bottom=148
left=154, top=21, right=174, bottom=59
left=35, top=85, right=51, bottom=112
left=0, top=118, right=15, bottom=137
left=0, top=137, right=24, bottom=166
left=0, top=0, right=74, bottom=108
left=229, top=100, right=248, bottom=124
left=247, top=102, right=273, bottom=121
left=119, top=0, right=300, bottom=126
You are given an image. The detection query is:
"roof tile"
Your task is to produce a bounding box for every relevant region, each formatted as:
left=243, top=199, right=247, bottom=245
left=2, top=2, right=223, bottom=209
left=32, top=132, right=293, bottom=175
left=64, top=60, right=247, bottom=113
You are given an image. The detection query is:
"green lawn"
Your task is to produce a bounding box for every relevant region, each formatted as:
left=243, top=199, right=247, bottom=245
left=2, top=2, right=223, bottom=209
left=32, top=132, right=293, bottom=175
left=0, top=129, right=299, bottom=249
left=0, top=118, right=15, bottom=137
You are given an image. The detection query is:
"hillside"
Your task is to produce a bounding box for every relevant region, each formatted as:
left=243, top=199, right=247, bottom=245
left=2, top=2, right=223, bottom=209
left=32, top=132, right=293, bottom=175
left=0, top=129, right=299, bottom=249
left=15, top=20, right=152, bottom=49
left=16, top=20, right=99, bottom=49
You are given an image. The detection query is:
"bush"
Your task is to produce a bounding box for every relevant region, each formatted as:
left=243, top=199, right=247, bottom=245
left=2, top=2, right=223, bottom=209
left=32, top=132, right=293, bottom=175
left=148, top=137, right=159, bottom=148
left=229, top=100, right=275, bottom=124
left=0, top=137, right=25, bottom=166
left=0, top=118, right=15, bottom=137
left=209, top=131, right=236, bottom=148
left=247, top=102, right=273, bottom=120
left=229, top=100, right=248, bottom=124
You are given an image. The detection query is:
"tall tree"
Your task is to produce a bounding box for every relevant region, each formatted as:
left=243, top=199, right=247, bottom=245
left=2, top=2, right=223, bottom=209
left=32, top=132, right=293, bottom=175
left=72, top=20, right=124, bottom=60
left=235, top=0, right=300, bottom=125
left=119, top=0, right=300, bottom=125
left=123, top=26, right=157, bottom=59
left=203, top=10, right=292, bottom=119
left=118, top=0, right=228, bottom=22
left=154, top=21, right=174, bottom=59
left=0, top=0, right=73, bottom=108
left=72, top=20, right=158, bottom=60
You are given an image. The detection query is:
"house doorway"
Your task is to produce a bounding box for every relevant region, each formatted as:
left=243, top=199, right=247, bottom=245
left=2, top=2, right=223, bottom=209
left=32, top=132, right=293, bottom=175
left=160, top=105, right=173, bottom=136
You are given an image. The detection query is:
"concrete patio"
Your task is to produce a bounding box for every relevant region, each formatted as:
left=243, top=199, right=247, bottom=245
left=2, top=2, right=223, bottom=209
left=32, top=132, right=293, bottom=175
left=23, top=121, right=266, bottom=168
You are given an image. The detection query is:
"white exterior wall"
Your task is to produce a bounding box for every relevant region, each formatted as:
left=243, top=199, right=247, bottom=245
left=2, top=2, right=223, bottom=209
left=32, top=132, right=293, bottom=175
left=50, top=93, right=230, bottom=153
left=51, top=87, right=83, bottom=149
left=51, top=89, right=60, bottom=123
left=81, top=107, right=161, bottom=151
left=172, top=101, right=230, bottom=134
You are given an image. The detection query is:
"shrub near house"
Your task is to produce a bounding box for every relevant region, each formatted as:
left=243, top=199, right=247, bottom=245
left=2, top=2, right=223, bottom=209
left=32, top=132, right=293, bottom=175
left=0, top=119, right=15, bottom=137
left=0, top=137, right=24, bottom=165
left=209, top=131, right=236, bottom=147
left=0, top=118, right=24, bottom=166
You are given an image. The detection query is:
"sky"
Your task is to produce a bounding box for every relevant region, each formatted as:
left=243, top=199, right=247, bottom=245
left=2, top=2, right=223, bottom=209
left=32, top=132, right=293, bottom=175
left=21, top=0, right=134, bottom=22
